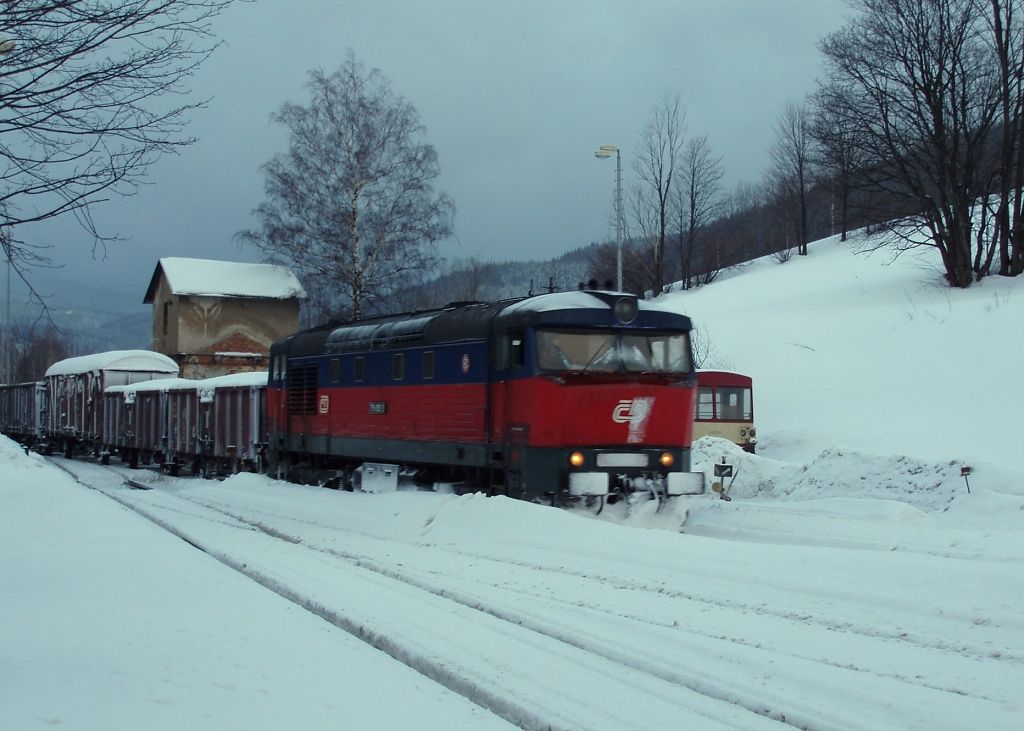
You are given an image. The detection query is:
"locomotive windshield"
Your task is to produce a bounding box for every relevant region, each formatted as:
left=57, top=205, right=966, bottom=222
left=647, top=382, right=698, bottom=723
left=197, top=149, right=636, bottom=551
left=537, top=329, right=691, bottom=374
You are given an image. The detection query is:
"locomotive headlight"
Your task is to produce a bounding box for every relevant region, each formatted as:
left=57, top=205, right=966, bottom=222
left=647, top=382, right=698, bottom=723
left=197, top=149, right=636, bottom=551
left=659, top=451, right=675, bottom=467
left=569, top=451, right=586, bottom=468
left=740, top=428, right=747, bottom=437
left=613, top=297, right=638, bottom=324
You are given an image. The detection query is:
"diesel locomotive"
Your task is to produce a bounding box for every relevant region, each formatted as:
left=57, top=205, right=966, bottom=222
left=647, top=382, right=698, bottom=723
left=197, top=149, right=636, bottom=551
left=268, top=289, right=705, bottom=503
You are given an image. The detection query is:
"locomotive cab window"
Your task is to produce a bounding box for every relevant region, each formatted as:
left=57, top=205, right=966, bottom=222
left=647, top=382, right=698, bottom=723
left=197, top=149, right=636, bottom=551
left=537, top=329, right=692, bottom=374
left=393, top=353, right=405, bottom=381
left=422, top=351, right=435, bottom=379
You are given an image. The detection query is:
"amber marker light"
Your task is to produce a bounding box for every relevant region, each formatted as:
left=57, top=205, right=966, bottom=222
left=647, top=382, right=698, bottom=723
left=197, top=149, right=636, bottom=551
left=659, top=452, right=675, bottom=467
left=569, top=451, right=586, bottom=467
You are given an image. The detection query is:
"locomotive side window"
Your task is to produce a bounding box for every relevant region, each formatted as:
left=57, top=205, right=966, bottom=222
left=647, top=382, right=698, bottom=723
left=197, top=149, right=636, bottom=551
left=393, top=353, right=405, bottom=381
left=353, top=356, right=364, bottom=383
left=695, top=386, right=714, bottom=420
left=422, top=351, right=435, bottom=379
left=509, top=331, right=525, bottom=369
left=329, top=358, right=340, bottom=383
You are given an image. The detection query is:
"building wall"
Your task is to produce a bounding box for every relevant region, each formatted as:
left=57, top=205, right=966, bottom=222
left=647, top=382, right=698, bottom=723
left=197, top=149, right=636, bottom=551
left=150, top=274, right=300, bottom=379
left=150, top=277, right=180, bottom=355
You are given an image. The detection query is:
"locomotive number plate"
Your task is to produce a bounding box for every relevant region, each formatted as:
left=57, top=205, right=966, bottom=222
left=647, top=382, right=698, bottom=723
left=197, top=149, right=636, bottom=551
left=596, top=453, right=649, bottom=468
left=368, top=401, right=387, bottom=415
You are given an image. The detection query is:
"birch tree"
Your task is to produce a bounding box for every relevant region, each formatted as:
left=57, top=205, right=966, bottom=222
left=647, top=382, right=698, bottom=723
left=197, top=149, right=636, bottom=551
left=240, top=53, right=453, bottom=320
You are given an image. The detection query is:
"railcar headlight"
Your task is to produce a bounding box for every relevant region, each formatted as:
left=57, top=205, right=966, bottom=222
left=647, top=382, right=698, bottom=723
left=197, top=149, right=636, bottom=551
left=569, top=451, right=585, bottom=468
left=659, top=451, right=675, bottom=467
left=740, top=428, right=747, bottom=437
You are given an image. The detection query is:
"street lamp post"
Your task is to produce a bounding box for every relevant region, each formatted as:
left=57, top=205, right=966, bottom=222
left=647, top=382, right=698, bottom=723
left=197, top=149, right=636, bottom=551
left=594, top=144, right=623, bottom=291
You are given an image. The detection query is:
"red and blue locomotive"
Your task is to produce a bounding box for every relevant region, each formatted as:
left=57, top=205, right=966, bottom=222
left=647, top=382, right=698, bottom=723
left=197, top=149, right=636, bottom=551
left=267, top=289, right=705, bottom=503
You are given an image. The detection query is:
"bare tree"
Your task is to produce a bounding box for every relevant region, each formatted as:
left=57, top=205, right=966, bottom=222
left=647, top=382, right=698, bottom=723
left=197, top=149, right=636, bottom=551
left=768, top=100, right=813, bottom=256
left=633, top=95, right=684, bottom=294
left=810, top=87, right=869, bottom=242
left=673, top=135, right=724, bottom=288
left=0, top=1, right=238, bottom=291
left=239, top=53, right=454, bottom=320
left=819, top=0, right=1002, bottom=287
left=12, top=322, right=70, bottom=382
left=587, top=239, right=648, bottom=295
left=985, top=0, right=1024, bottom=276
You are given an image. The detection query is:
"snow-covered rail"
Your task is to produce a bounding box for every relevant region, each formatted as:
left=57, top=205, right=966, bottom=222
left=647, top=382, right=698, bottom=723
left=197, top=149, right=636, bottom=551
left=53, top=459, right=1024, bottom=731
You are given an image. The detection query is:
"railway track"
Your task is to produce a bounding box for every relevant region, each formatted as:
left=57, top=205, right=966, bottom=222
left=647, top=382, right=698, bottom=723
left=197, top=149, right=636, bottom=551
left=52, top=458, right=1024, bottom=731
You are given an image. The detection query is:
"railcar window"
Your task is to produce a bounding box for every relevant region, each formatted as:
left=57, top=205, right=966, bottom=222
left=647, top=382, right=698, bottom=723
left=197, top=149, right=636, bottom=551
left=716, top=386, right=752, bottom=421
left=393, top=353, right=405, bottom=381
left=695, top=386, right=714, bottom=420
left=353, top=356, right=364, bottom=383
left=422, top=351, right=435, bottom=379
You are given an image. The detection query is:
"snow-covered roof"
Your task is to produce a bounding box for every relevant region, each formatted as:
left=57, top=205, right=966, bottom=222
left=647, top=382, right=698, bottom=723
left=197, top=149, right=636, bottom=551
left=196, top=371, right=269, bottom=389
left=45, top=350, right=179, bottom=378
left=143, top=258, right=307, bottom=303
left=105, top=377, right=198, bottom=394
left=105, top=371, right=268, bottom=396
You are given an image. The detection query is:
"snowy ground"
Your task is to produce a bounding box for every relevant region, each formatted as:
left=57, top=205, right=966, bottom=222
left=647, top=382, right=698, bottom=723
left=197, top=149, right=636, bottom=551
left=3, top=232, right=1023, bottom=729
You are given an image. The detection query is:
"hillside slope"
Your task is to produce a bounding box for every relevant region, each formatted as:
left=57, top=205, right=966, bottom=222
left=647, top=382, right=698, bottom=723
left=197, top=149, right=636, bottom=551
left=662, top=232, right=1024, bottom=474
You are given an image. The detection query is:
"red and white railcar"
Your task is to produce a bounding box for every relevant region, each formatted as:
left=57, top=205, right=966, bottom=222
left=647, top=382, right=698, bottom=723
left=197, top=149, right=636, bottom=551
left=693, top=370, right=756, bottom=452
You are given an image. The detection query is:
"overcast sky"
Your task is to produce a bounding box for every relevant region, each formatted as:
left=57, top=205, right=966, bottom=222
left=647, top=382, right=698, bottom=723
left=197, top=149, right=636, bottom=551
left=27, top=0, right=852, bottom=306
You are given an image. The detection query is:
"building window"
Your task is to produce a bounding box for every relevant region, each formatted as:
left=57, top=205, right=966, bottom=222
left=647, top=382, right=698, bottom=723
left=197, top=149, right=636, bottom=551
left=353, top=356, right=364, bottom=383
left=393, top=353, right=405, bottom=381
left=162, top=302, right=170, bottom=336
left=422, top=351, right=435, bottom=379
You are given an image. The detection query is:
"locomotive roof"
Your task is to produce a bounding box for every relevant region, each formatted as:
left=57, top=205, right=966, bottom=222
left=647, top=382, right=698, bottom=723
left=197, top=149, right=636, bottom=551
left=279, top=291, right=692, bottom=357
left=495, top=290, right=692, bottom=329
left=45, top=350, right=180, bottom=377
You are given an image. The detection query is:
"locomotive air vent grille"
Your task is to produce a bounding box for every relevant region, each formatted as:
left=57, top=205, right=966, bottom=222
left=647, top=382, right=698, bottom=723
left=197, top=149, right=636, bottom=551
left=287, top=363, right=319, bottom=416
